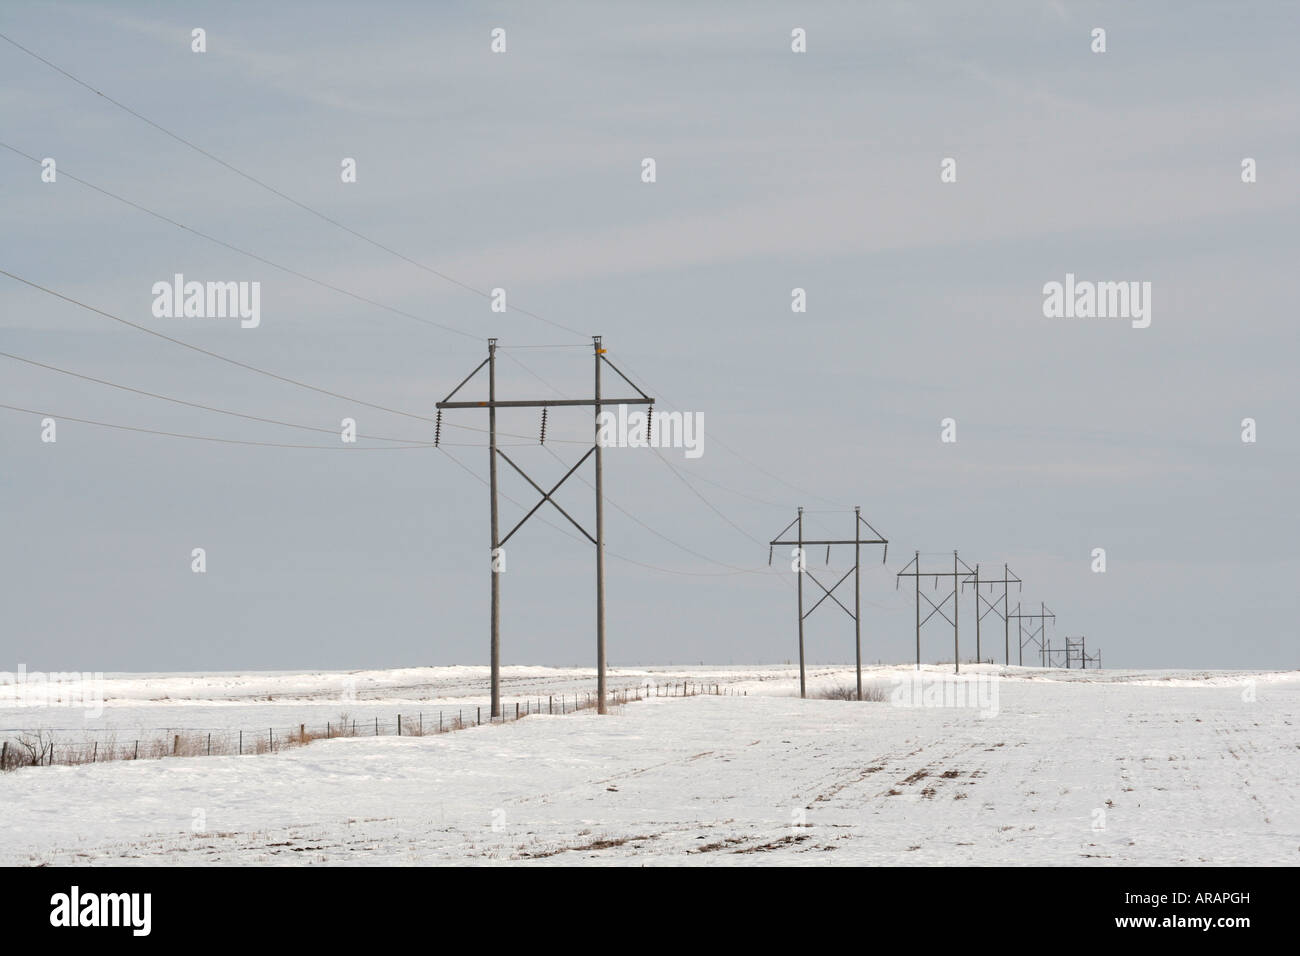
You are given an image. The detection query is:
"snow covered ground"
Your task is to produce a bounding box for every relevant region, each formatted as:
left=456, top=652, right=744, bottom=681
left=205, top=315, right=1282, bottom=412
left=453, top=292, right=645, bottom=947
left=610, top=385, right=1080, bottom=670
left=2, top=664, right=1296, bottom=865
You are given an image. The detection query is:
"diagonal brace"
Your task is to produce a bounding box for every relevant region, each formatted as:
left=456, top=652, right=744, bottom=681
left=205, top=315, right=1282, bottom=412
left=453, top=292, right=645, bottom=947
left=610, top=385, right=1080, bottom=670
left=802, top=567, right=856, bottom=621
left=498, top=447, right=596, bottom=546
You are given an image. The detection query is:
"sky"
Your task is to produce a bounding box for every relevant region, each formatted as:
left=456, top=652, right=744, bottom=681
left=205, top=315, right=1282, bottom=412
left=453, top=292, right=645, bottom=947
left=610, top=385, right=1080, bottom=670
left=1, top=1, right=1297, bottom=673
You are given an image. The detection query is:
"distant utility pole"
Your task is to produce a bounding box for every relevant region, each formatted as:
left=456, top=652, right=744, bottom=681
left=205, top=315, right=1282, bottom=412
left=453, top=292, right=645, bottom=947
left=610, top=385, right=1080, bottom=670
left=1007, top=602, right=1056, bottom=667
left=436, top=336, right=653, bottom=717
left=1064, top=635, right=1086, bottom=669
left=961, top=564, right=1021, bottom=666
left=895, top=551, right=976, bottom=674
left=769, top=507, right=888, bottom=699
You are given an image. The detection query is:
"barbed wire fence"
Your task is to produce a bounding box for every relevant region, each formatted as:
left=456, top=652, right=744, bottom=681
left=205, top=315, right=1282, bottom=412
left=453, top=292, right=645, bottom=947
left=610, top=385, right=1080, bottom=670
left=0, top=680, right=744, bottom=772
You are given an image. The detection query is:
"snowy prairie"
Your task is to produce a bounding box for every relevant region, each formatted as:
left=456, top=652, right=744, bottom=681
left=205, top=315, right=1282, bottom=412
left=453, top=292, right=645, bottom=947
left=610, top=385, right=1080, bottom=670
left=1, top=664, right=1296, bottom=866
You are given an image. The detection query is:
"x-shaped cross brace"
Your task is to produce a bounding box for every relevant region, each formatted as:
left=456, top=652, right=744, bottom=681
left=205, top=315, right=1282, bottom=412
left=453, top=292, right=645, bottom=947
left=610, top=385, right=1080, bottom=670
left=802, top=567, right=856, bottom=621
left=497, top=447, right=596, bottom=546
left=918, top=589, right=955, bottom=629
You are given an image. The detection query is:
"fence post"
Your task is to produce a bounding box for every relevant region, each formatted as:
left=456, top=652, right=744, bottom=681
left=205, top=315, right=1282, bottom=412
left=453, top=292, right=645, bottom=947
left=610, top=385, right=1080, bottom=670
left=549, top=695, right=553, bottom=714
left=477, top=706, right=481, bottom=725
left=516, top=702, right=520, bottom=720
left=238, top=731, right=241, bottom=756
left=375, top=717, right=379, bottom=736
left=134, top=739, right=138, bottom=759
left=269, top=728, right=273, bottom=752
left=327, top=722, right=331, bottom=738
left=397, top=714, right=402, bottom=736
left=173, top=734, right=180, bottom=756
left=207, top=733, right=211, bottom=756
left=419, top=712, right=423, bottom=734
left=1, top=741, right=6, bottom=769
left=92, top=741, right=97, bottom=762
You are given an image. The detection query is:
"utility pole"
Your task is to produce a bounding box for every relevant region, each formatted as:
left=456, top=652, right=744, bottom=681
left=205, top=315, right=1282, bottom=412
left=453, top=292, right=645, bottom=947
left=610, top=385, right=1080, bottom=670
left=594, top=337, right=606, bottom=714
left=960, top=563, right=1021, bottom=666
left=769, top=507, right=888, bottom=699
left=953, top=551, right=960, bottom=674
left=895, top=551, right=975, bottom=674
left=437, top=336, right=653, bottom=717
left=488, top=339, right=501, bottom=715
left=1007, top=602, right=1056, bottom=668
left=797, top=508, right=804, bottom=699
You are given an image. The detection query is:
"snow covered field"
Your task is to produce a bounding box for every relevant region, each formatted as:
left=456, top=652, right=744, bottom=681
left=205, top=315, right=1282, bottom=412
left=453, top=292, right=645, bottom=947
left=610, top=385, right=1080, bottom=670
left=2, top=665, right=1297, bottom=865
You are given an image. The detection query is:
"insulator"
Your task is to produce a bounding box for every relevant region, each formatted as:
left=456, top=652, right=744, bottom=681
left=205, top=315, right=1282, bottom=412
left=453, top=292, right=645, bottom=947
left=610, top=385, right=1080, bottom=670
left=825, top=545, right=830, bottom=565
left=646, top=405, right=654, bottom=442
left=767, top=545, right=773, bottom=567
left=435, top=409, right=442, bottom=447
left=539, top=407, right=548, bottom=445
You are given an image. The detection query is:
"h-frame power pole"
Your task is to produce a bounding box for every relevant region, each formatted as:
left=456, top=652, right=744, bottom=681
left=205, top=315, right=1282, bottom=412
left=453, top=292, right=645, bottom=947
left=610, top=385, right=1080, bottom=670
left=960, top=563, right=1021, bottom=666
left=436, top=336, right=653, bottom=717
left=895, top=551, right=976, bottom=674
left=1064, top=635, right=1086, bottom=669
left=1007, top=601, right=1056, bottom=667
left=769, top=507, right=888, bottom=700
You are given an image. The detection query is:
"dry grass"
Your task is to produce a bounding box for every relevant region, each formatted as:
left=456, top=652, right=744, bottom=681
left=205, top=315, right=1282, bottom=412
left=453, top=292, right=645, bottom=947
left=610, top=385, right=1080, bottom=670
left=812, top=682, right=889, bottom=702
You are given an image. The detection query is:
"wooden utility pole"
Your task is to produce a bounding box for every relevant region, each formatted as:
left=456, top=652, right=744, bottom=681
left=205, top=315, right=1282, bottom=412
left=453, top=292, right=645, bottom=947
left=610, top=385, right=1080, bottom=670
left=896, top=551, right=975, bottom=675
left=488, top=338, right=501, bottom=716
left=768, top=507, right=888, bottom=699
left=960, top=563, right=1020, bottom=666
left=593, top=337, right=607, bottom=713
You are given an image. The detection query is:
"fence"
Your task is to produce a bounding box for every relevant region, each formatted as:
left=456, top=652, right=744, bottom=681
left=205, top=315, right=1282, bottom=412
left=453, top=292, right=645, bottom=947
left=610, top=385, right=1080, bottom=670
left=0, top=680, right=739, bottom=772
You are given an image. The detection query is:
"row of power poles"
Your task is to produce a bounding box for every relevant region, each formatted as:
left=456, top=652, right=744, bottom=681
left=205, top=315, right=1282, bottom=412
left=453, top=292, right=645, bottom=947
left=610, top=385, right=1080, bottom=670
left=439, top=340, right=1100, bottom=715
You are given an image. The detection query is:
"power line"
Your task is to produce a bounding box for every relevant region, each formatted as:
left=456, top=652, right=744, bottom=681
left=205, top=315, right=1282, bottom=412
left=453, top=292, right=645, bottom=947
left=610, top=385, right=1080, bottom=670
left=0, top=267, right=436, bottom=423
left=0, top=401, right=438, bottom=450
left=611, top=354, right=851, bottom=511
left=0, top=141, right=481, bottom=341
left=0, top=30, right=586, bottom=340
left=2, top=31, right=860, bottom=515
left=0, top=350, right=428, bottom=444
left=0, top=268, right=587, bottom=444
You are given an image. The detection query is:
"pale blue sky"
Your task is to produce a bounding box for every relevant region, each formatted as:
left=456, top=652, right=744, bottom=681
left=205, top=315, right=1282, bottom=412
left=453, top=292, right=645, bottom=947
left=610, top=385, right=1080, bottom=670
left=2, top=1, right=1297, bottom=672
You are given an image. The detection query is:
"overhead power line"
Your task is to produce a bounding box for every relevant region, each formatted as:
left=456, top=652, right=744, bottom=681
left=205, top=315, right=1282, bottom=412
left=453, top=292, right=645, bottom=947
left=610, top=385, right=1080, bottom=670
left=0, top=141, right=481, bottom=342
left=0, top=268, right=586, bottom=444
left=0, top=30, right=586, bottom=340
left=0, top=400, right=437, bottom=450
